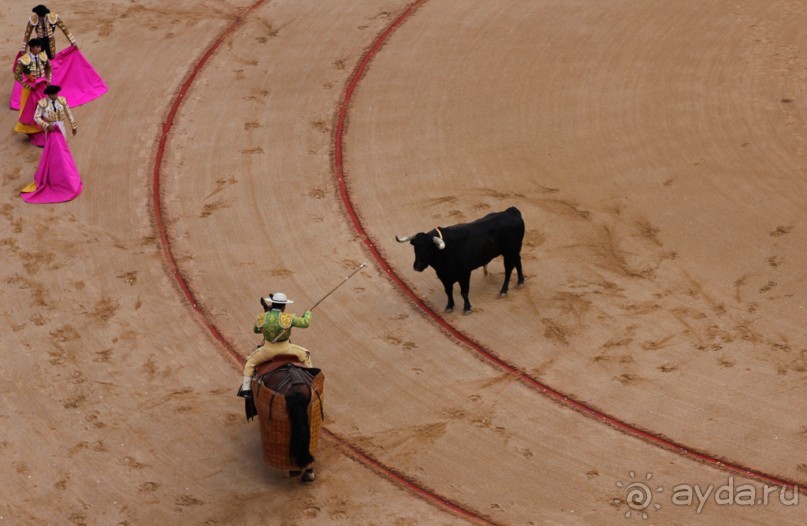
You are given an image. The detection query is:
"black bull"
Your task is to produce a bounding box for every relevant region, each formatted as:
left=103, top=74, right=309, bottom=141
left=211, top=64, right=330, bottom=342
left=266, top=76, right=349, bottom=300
left=396, top=206, right=525, bottom=313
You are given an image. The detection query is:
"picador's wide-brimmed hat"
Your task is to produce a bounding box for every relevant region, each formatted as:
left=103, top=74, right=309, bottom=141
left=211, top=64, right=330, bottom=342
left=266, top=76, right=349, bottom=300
left=264, top=292, right=293, bottom=305
left=44, top=85, right=61, bottom=95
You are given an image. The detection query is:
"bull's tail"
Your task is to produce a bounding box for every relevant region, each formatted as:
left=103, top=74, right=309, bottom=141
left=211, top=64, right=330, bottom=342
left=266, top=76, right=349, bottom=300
left=286, top=391, right=314, bottom=468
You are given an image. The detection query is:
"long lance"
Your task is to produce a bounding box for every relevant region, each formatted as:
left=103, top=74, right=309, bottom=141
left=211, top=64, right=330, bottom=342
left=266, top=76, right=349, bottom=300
left=308, top=262, right=367, bottom=312
left=265, top=263, right=368, bottom=344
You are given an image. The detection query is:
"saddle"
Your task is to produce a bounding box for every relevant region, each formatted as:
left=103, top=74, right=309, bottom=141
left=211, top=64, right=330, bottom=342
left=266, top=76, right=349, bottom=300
left=245, top=356, right=323, bottom=422
left=255, top=355, right=305, bottom=376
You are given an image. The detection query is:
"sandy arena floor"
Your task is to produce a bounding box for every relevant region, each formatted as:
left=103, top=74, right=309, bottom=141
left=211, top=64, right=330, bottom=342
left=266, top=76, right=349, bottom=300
left=1, top=1, right=806, bottom=524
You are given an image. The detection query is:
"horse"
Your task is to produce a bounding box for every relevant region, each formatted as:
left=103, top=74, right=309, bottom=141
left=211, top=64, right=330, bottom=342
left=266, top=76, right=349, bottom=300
left=245, top=355, right=325, bottom=482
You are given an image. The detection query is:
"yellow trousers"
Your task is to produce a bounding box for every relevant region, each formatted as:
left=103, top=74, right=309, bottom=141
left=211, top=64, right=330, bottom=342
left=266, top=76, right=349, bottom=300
left=15, top=87, right=40, bottom=134
left=243, top=340, right=312, bottom=377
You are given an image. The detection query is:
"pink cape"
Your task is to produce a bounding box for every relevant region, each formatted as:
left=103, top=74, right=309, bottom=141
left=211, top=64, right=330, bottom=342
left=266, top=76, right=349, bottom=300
left=10, top=46, right=108, bottom=110
left=22, top=129, right=83, bottom=204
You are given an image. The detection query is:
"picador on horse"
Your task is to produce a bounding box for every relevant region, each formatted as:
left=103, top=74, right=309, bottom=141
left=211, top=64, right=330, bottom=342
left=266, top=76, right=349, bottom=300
left=236, top=266, right=365, bottom=483
left=237, top=292, right=324, bottom=483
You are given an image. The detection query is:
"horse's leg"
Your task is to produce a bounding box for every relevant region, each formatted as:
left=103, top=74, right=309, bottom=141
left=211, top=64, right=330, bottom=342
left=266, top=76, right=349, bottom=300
left=286, top=374, right=303, bottom=478
left=285, top=388, right=313, bottom=470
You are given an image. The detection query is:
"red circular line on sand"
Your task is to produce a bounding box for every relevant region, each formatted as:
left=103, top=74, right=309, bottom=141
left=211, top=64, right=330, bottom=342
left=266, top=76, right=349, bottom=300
left=333, top=0, right=805, bottom=494
left=151, top=2, right=269, bottom=367
left=325, top=428, right=500, bottom=526
left=150, top=1, right=500, bottom=525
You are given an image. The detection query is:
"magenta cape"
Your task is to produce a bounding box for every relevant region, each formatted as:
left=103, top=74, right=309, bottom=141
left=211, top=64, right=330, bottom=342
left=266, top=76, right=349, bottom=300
left=10, top=46, right=108, bottom=110
left=22, top=129, right=83, bottom=204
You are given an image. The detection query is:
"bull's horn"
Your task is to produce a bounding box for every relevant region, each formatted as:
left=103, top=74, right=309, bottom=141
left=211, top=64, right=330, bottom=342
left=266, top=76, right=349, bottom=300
left=395, top=234, right=415, bottom=243
left=432, top=236, right=445, bottom=250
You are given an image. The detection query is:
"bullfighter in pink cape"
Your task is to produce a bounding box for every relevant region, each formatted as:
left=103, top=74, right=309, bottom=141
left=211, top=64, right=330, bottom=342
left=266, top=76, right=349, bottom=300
left=10, top=5, right=107, bottom=115
left=11, top=46, right=108, bottom=113
left=14, top=38, right=51, bottom=146
left=21, top=85, right=82, bottom=204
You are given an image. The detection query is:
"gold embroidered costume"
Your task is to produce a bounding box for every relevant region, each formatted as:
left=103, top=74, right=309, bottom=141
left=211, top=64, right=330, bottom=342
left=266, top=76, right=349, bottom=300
left=14, top=52, right=52, bottom=136
left=34, top=96, right=77, bottom=134
left=22, top=12, right=76, bottom=58
left=14, top=52, right=51, bottom=87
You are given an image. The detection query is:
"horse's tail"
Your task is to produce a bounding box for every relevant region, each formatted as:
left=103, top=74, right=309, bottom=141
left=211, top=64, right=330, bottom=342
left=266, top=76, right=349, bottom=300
left=286, top=391, right=313, bottom=468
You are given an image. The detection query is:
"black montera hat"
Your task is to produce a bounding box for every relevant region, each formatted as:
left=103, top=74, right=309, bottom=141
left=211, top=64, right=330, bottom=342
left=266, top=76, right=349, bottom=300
left=44, top=85, right=61, bottom=95
left=32, top=5, right=51, bottom=16
left=28, top=38, right=43, bottom=48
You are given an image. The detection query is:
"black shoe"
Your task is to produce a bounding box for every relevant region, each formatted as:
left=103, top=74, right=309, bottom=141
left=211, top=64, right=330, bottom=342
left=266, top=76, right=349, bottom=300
left=302, top=469, right=315, bottom=482
left=289, top=470, right=302, bottom=478
left=237, top=387, right=253, bottom=399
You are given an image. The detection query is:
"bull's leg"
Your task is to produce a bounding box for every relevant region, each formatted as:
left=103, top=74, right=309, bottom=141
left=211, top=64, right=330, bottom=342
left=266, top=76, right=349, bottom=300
left=501, top=253, right=525, bottom=295
left=459, top=274, right=472, bottom=313
left=501, top=256, right=514, bottom=296
left=515, top=253, right=525, bottom=287
left=443, top=281, right=455, bottom=312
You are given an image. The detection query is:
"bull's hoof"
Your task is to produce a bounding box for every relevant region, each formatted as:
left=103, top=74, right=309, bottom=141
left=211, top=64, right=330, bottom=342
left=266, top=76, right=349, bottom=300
left=499, top=292, right=508, bottom=298
left=302, top=469, right=316, bottom=482
left=444, top=307, right=454, bottom=313
left=462, top=309, right=473, bottom=315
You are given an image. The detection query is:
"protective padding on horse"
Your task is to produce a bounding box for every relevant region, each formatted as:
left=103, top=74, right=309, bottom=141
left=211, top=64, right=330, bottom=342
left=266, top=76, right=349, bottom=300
left=254, top=371, right=324, bottom=471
